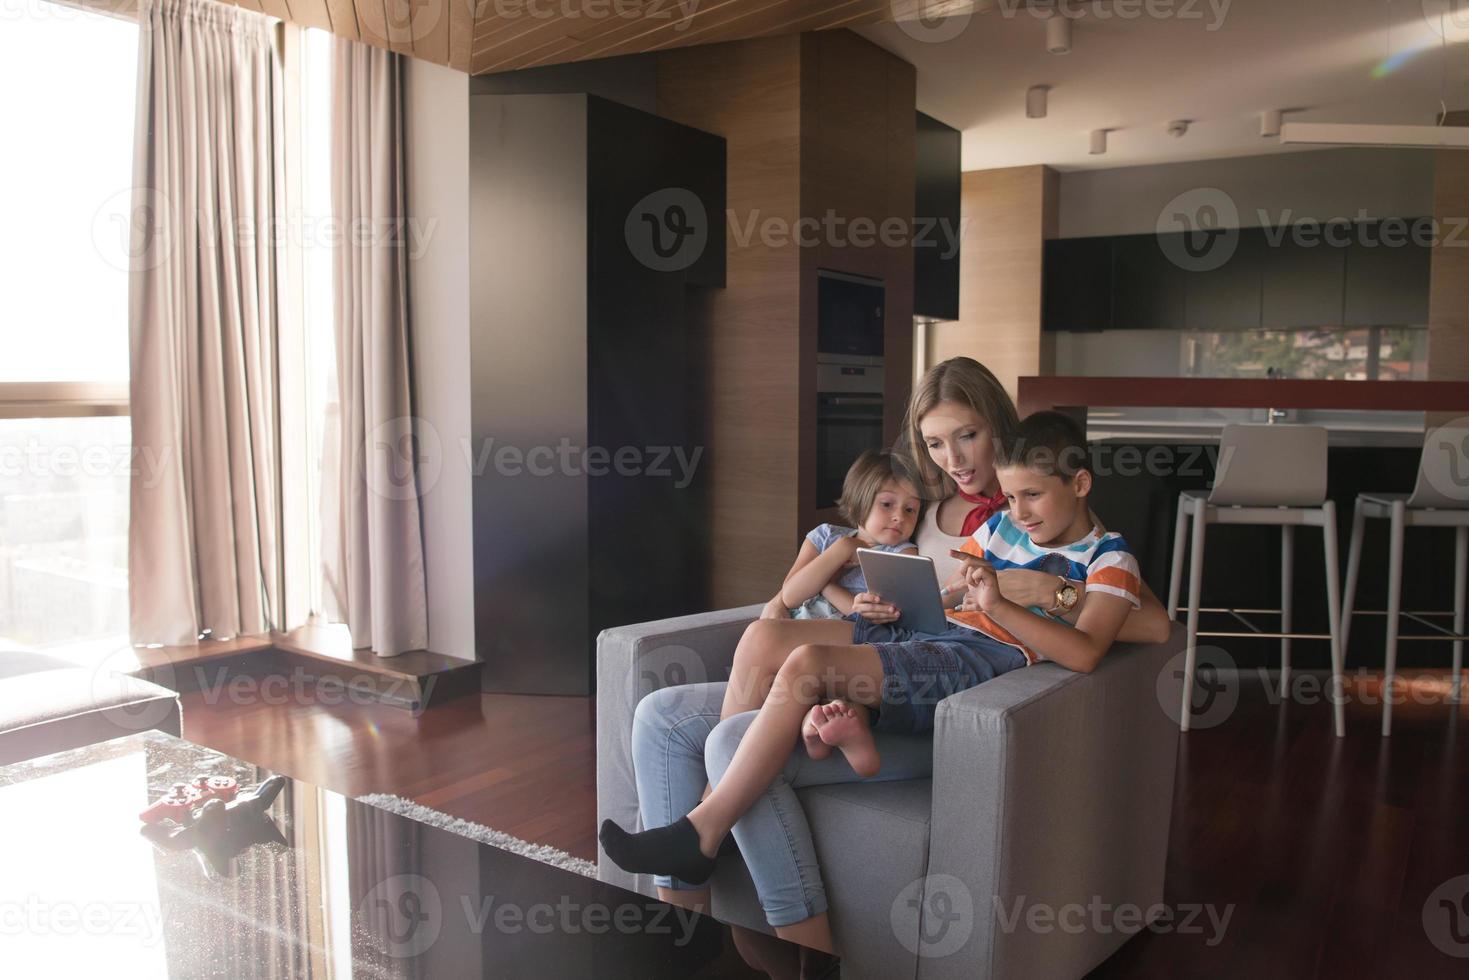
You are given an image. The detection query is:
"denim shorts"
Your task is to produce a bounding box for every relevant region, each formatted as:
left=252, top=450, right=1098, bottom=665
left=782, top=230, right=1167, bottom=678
left=847, top=613, right=1029, bottom=733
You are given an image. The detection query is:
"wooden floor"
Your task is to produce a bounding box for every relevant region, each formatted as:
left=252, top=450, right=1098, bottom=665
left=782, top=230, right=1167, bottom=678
left=180, top=670, right=1469, bottom=978
left=180, top=687, right=599, bottom=860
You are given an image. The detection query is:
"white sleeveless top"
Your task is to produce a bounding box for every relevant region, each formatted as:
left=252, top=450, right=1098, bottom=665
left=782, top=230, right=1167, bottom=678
left=915, top=500, right=971, bottom=586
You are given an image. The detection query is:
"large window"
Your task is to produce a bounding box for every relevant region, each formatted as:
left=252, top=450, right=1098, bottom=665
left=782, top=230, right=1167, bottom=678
left=0, top=0, right=138, bottom=665
left=294, top=26, right=339, bottom=625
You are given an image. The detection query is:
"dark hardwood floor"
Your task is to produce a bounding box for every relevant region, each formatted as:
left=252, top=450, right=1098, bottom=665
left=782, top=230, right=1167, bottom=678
left=180, top=687, right=599, bottom=860
left=181, top=669, right=1469, bottom=978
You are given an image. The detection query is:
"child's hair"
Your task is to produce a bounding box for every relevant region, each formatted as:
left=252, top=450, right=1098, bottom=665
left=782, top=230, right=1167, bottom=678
left=997, top=411, right=1090, bottom=481
left=900, top=357, right=1021, bottom=499
left=838, top=451, right=925, bottom=530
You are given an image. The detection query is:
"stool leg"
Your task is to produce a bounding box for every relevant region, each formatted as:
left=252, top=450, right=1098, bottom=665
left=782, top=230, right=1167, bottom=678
left=1321, top=501, right=1345, bottom=739
left=1180, top=499, right=1207, bottom=733
left=1382, top=501, right=1406, bottom=737
left=1454, top=525, right=1466, bottom=704
left=1280, top=524, right=1294, bottom=700
left=1342, top=496, right=1366, bottom=655
left=1168, top=494, right=1188, bottom=620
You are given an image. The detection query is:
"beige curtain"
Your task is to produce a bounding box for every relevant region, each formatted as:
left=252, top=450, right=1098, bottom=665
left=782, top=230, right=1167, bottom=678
left=324, top=38, right=428, bottom=657
left=127, top=0, right=284, bottom=646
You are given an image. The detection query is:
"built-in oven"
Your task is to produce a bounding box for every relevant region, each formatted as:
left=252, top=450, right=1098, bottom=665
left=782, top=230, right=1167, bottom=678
left=815, top=270, right=886, bottom=510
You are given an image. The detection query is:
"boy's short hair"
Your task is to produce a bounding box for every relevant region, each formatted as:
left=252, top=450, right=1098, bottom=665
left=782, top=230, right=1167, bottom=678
left=997, top=411, right=1090, bottom=482
left=839, top=451, right=926, bottom=529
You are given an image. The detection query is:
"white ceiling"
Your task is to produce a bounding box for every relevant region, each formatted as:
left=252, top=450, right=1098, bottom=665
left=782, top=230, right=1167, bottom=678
left=855, top=0, right=1469, bottom=171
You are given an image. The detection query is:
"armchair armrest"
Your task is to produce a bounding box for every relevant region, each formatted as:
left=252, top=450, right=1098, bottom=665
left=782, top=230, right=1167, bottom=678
left=919, top=625, right=1186, bottom=980
left=595, top=604, right=763, bottom=892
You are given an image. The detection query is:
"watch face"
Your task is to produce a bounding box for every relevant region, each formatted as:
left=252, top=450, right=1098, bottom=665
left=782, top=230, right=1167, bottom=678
left=1059, top=585, right=1079, bottom=607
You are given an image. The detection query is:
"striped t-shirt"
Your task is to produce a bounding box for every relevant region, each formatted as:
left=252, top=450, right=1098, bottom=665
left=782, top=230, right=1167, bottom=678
left=945, top=512, right=1142, bottom=664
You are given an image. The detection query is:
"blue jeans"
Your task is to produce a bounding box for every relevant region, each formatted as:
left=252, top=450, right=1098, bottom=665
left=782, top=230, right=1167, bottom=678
left=630, top=682, right=935, bottom=928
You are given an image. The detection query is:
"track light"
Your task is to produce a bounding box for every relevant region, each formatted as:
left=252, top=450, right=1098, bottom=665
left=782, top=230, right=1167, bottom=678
left=1279, top=122, right=1469, bottom=148
left=1026, top=85, right=1050, bottom=119
left=1260, top=109, right=1283, bottom=138
left=1089, top=128, right=1108, bottom=155
left=1167, top=119, right=1190, bottom=138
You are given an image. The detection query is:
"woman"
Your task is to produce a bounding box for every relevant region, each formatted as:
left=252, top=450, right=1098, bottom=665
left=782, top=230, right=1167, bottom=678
left=615, top=357, right=1170, bottom=960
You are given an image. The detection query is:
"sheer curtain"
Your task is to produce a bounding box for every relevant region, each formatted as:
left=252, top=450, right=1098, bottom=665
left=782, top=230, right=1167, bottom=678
left=324, top=37, right=428, bottom=657
left=127, top=0, right=285, bottom=645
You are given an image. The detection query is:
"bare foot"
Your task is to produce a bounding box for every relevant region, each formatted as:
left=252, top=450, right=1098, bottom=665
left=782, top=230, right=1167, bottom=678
left=802, top=704, right=834, bottom=761
left=814, top=699, right=880, bottom=778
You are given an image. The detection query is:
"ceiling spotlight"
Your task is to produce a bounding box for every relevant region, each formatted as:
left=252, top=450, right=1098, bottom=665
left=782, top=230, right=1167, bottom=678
left=1090, top=128, right=1109, bottom=155
left=1026, top=85, right=1050, bottom=119
left=1261, top=109, right=1283, bottom=138
left=1046, top=13, right=1072, bottom=54
left=1167, top=119, right=1191, bottom=138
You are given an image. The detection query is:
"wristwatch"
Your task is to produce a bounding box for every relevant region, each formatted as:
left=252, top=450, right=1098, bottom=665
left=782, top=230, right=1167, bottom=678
left=1047, top=577, right=1079, bottom=616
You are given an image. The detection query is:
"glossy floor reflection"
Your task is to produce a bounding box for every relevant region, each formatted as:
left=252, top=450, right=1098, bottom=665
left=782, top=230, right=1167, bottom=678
left=0, top=733, right=800, bottom=978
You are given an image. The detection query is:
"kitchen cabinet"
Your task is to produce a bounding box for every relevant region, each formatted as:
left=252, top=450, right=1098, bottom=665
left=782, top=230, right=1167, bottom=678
left=1343, top=221, right=1432, bottom=326
left=1184, top=227, right=1264, bottom=331
left=1260, top=227, right=1346, bottom=328
left=1043, top=236, right=1112, bottom=332
left=1111, top=232, right=1186, bottom=330
left=1042, top=218, right=1431, bottom=333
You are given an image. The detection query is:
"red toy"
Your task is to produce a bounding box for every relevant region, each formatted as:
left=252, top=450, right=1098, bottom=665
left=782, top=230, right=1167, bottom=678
left=139, top=774, right=239, bottom=825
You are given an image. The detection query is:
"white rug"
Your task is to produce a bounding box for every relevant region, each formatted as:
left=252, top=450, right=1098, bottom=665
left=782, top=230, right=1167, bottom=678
left=355, top=793, right=598, bottom=879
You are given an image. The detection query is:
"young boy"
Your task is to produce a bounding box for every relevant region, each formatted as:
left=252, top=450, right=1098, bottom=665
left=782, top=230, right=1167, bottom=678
left=945, top=409, right=1141, bottom=675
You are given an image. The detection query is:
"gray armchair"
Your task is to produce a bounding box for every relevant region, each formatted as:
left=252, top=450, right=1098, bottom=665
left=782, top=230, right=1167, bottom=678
left=597, top=607, right=1186, bottom=980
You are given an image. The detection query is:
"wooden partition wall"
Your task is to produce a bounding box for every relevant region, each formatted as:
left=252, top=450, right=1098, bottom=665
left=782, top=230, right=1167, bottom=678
left=925, top=165, right=1059, bottom=403
left=657, top=31, right=916, bottom=608
left=1430, top=112, right=1469, bottom=427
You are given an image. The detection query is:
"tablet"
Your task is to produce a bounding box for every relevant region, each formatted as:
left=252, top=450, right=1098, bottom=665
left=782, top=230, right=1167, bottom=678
left=855, top=549, right=950, bottom=635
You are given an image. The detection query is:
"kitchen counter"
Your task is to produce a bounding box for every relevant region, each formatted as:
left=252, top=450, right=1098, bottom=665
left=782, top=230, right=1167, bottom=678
left=1018, top=376, right=1469, bottom=448
left=1013, top=376, right=1469, bottom=671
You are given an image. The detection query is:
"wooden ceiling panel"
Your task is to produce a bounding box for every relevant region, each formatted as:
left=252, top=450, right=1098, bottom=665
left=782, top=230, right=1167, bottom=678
left=488, top=0, right=755, bottom=72
left=63, top=0, right=985, bottom=76
left=448, top=0, right=477, bottom=70
left=286, top=0, right=337, bottom=31
left=320, top=0, right=362, bottom=40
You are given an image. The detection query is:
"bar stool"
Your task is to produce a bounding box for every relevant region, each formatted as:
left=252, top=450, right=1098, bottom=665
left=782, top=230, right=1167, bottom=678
left=1167, top=424, right=1346, bottom=737
left=1341, top=424, right=1469, bottom=736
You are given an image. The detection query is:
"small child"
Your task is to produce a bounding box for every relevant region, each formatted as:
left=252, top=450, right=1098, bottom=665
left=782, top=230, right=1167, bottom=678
left=811, top=411, right=1142, bottom=777
left=778, top=450, right=923, bottom=621
left=779, top=450, right=923, bottom=779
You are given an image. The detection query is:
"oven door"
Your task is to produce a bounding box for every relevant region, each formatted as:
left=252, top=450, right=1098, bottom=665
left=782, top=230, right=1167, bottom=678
left=815, top=392, right=886, bottom=511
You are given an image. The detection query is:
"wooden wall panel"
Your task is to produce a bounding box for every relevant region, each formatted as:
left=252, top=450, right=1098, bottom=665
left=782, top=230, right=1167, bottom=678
left=797, top=30, right=915, bottom=532
left=657, top=36, right=804, bottom=608
left=1430, top=112, right=1469, bottom=427
left=928, top=165, right=1058, bottom=403
left=658, top=31, right=916, bottom=604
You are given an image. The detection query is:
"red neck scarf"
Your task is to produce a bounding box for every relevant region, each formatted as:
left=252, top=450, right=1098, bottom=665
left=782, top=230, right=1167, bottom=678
left=959, top=487, right=1007, bottom=536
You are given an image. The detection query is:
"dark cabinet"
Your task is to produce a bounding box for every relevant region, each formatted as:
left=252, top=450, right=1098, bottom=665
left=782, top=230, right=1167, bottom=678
left=1260, top=227, right=1346, bottom=327
left=1343, top=221, right=1432, bottom=326
left=1112, top=233, right=1186, bottom=330
left=1184, top=227, right=1263, bottom=331
left=1043, top=236, right=1112, bottom=332
left=914, top=111, right=961, bottom=321
left=1042, top=219, right=1431, bottom=333
left=471, top=93, right=725, bottom=695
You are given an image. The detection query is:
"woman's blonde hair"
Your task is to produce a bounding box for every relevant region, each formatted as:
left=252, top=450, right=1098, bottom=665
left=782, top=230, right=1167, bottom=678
left=899, top=357, right=1020, bottom=500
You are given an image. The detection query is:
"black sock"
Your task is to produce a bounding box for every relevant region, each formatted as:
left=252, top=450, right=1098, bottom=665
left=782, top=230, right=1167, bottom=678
left=598, top=816, right=717, bottom=885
